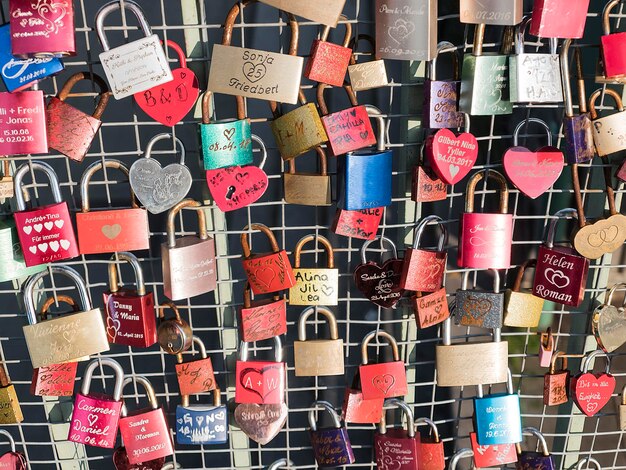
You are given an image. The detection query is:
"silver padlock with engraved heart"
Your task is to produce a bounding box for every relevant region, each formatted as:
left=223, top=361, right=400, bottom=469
left=592, top=282, right=626, bottom=353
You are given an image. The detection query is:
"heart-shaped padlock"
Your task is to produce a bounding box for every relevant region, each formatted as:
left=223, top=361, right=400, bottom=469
left=234, top=403, right=288, bottom=445
left=571, top=350, right=616, bottom=417
left=426, top=119, right=478, bottom=185
left=592, top=283, right=626, bottom=353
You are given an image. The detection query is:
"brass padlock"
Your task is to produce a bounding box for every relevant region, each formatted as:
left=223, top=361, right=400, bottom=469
left=503, top=259, right=545, bottom=328
left=620, top=384, right=626, bottom=430
left=0, top=362, right=22, bottom=424
left=284, top=147, right=332, bottom=206
left=0, top=160, right=13, bottom=200
left=293, top=307, right=344, bottom=377
left=347, top=35, right=388, bottom=92
left=290, top=234, right=338, bottom=306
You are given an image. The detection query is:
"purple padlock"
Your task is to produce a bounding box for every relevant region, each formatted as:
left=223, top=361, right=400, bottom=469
left=309, top=401, right=355, bottom=468
left=423, top=42, right=464, bottom=129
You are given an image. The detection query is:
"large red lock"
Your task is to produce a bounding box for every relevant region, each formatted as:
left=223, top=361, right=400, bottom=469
left=46, top=72, right=110, bottom=162
left=238, top=282, right=287, bottom=342
left=76, top=160, right=150, bottom=255
left=374, top=399, right=419, bottom=470
left=13, top=161, right=79, bottom=266
left=119, top=376, right=174, bottom=464
left=235, top=336, right=286, bottom=405
left=601, top=0, right=626, bottom=80
left=0, top=429, right=26, bottom=470
left=103, top=252, right=156, bottom=348
left=176, top=336, right=216, bottom=396
left=304, top=20, right=352, bottom=87
left=400, top=215, right=447, bottom=293
left=458, top=169, right=512, bottom=269
left=359, top=330, right=408, bottom=400
left=341, top=372, right=385, bottom=424
left=241, top=223, right=295, bottom=295
left=331, top=207, right=383, bottom=240
left=530, top=0, right=589, bottom=39
left=69, top=358, right=124, bottom=449
left=0, top=89, right=47, bottom=155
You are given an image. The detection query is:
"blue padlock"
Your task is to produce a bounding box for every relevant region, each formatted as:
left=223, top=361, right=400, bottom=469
left=337, top=105, right=392, bottom=210
left=176, top=389, right=228, bottom=445
left=309, top=400, right=355, bottom=467
left=474, top=369, right=522, bottom=446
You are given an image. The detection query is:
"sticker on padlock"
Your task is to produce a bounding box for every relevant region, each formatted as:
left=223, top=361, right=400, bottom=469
left=359, top=331, right=408, bottom=400
left=423, top=41, right=464, bottom=129
left=157, top=301, right=193, bottom=355
left=530, top=0, right=589, bottom=39
left=592, top=283, right=626, bottom=353
left=459, top=0, right=523, bottom=25
left=347, top=35, right=388, bottom=92
left=175, top=336, right=216, bottom=397
left=294, top=307, right=344, bottom=377
left=289, top=235, right=338, bottom=306
left=415, top=418, right=445, bottom=470
left=309, top=401, right=355, bottom=467
left=543, top=351, right=569, bottom=406
left=284, top=147, right=332, bottom=206
left=238, top=282, right=287, bottom=343
left=235, top=336, right=286, bottom=405
left=571, top=350, right=615, bottom=417
left=305, top=19, right=352, bottom=87
left=0, top=430, right=26, bottom=470
left=176, top=388, right=228, bottom=445
left=332, top=207, right=384, bottom=240
left=454, top=269, right=504, bottom=329
left=374, top=399, right=419, bottom=470
left=503, top=259, right=545, bottom=328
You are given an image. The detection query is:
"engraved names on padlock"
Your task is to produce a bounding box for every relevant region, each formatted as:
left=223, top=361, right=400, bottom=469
left=18, top=213, right=73, bottom=262
left=544, top=374, right=568, bottom=406
left=414, top=288, right=449, bottom=328
left=375, top=433, right=419, bottom=469
left=323, top=106, right=375, bottom=156
left=176, top=407, right=227, bottom=444
left=32, top=362, right=77, bottom=396
left=470, top=433, right=518, bottom=468
left=475, top=399, right=520, bottom=443
left=332, top=208, right=383, bottom=240
left=69, top=397, right=120, bottom=448
left=428, top=130, right=478, bottom=185
left=244, top=252, right=292, bottom=295
left=290, top=270, right=338, bottom=305
left=237, top=364, right=284, bottom=404
left=354, top=259, right=404, bottom=308
left=206, top=165, right=268, bottom=212
left=234, top=403, right=288, bottom=445
left=240, top=299, right=287, bottom=342
left=572, top=372, right=615, bottom=416
left=176, top=363, right=215, bottom=394
left=310, top=430, right=353, bottom=467
left=376, top=0, right=434, bottom=60
left=533, top=252, right=580, bottom=305
left=427, top=82, right=464, bottom=128
left=129, top=159, right=192, bottom=215
left=510, top=55, right=561, bottom=102
left=0, top=90, right=47, bottom=154
left=119, top=413, right=171, bottom=462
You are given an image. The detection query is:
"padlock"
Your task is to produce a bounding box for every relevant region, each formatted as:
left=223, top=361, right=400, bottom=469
left=515, top=428, right=555, bottom=470
left=589, top=88, right=626, bottom=156
left=618, top=160, right=626, bottom=182
left=161, top=199, right=216, bottom=300
left=436, top=316, right=508, bottom=386
left=235, top=336, right=286, bottom=405
left=289, top=235, right=338, bottom=306
left=400, top=215, right=447, bottom=293
left=459, top=25, right=513, bottom=116
left=0, top=89, right=47, bottom=155
left=530, top=0, right=589, bottom=39
left=332, top=206, right=384, bottom=240
left=375, top=0, right=437, bottom=61
left=113, top=446, right=164, bottom=470
left=96, top=0, right=172, bottom=99
left=411, top=144, right=448, bottom=203
left=458, top=170, right=512, bottom=269
left=77, top=159, right=150, bottom=255
left=412, top=287, right=449, bottom=329
left=305, top=18, right=353, bottom=87
left=234, top=396, right=288, bottom=445
left=337, top=106, right=392, bottom=210
left=374, top=398, right=419, bottom=470
left=455, top=269, right=504, bottom=329
left=342, top=370, right=385, bottom=424
left=347, top=34, right=388, bottom=92
left=259, top=0, right=345, bottom=27
left=592, top=283, right=626, bottom=353
left=600, top=0, right=626, bottom=81
left=0, top=430, right=26, bottom=470
left=13, top=161, right=78, bottom=266
left=0, top=219, right=46, bottom=283
left=309, top=401, right=355, bottom=467
left=103, top=252, right=156, bottom=348
left=0, top=362, right=22, bottom=424
left=474, top=370, right=522, bottom=446
left=267, top=459, right=294, bottom=470
left=470, top=433, right=519, bottom=467
left=0, top=160, right=13, bottom=200
left=241, top=223, right=295, bottom=294
left=575, top=457, right=602, bottom=470
left=294, top=307, right=344, bottom=377
left=284, top=147, right=332, bottom=206
left=570, top=350, right=616, bottom=417
left=460, top=0, right=523, bottom=25
left=561, top=40, right=595, bottom=164
left=207, top=1, right=302, bottom=104
left=119, top=376, right=173, bottom=464
left=129, top=133, right=193, bottom=215
left=543, top=351, right=569, bottom=406
left=415, top=418, right=445, bottom=470
left=620, top=385, right=626, bottom=430
left=175, top=336, right=216, bottom=397
left=238, top=282, right=287, bottom=342
left=538, top=328, right=554, bottom=368
left=504, top=260, right=545, bottom=328
left=317, top=83, right=376, bottom=156
left=423, top=42, right=464, bottom=129
left=509, top=17, right=562, bottom=104
left=68, top=357, right=124, bottom=448
left=533, top=207, right=589, bottom=306
left=359, top=330, right=408, bottom=400
left=176, top=388, right=227, bottom=445
left=22, top=265, right=110, bottom=368
left=46, top=72, right=110, bottom=162
left=200, top=92, right=252, bottom=170
left=157, top=301, right=193, bottom=355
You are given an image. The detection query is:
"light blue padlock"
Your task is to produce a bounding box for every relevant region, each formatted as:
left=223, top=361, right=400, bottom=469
left=176, top=389, right=228, bottom=445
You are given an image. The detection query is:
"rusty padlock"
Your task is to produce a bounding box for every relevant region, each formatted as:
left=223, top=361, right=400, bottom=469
left=157, top=301, right=193, bottom=355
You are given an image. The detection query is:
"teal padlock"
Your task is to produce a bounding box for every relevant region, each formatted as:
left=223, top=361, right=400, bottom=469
left=199, top=91, right=253, bottom=170
left=0, top=219, right=46, bottom=282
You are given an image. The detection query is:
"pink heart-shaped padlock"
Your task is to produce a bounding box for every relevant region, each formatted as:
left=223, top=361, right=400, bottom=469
left=503, top=146, right=564, bottom=199
left=427, top=129, right=479, bottom=185
left=206, top=164, right=269, bottom=212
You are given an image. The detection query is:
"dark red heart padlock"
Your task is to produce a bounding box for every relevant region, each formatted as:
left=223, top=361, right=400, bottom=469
left=353, top=236, right=404, bottom=308
left=571, top=350, right=615, bottom=417
left=134, top=40, right=199, bottom=127
left=235, top=337, right=285, bottom=405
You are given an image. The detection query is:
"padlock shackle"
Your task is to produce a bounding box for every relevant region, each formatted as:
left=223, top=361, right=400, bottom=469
left=361, top=330, right=400, bottom=364
left=512, top=118, right=553, bottom=147
left=241, top=223, right=281, bottom=258
left=514, top=16, right=558, bottom=56
left=201, top=91, right=246, bottom=123
left=472, top=23, right=514, bottom=56
left=166, top=199, right=208, bottom=248
left=242, top=281, right=281, bottom=308
left=360, top=235, right=398, bottom=264
left=267, top=458, right=294, bottom=470
left=163, top=39, right=187, bottom=69
left=308, top=400, right=341, bottom=431
left=108, top=251, right=146, bottom=296
left=0, top=430, right=16, bottom=453
left=412, top=215, right=447, bottom=251
left=603, top=0, right=623, bottom=36
left=605, top=282, right=626, bottom=306
left=57, top=72, right=110, bottom=119
left=144, top=133, right=186, bottom=166
left=23, top=265, right=93, bottom=326
left=581, top=349, right=611, bottom=374
left=120, top=375, right=158, bottom=417
left=176, top=335, right=208, bottom=364
left=379, top=398, right=415, bottom=437
left=511, top=259, right=537, bottom=292
left=96, top=0, right=153, bottom=52
left=575, top=457, right=602, bottom=470
left=464, top=169, right=509, bottom=214
left=450, top=449, right=474, bottom=470
left=287, top=146, right=328, bottom=176
left=158, top=300, right=183, bottom=321
left=461, top=269, right=501, bottom=294
left=293, top=234, right=334, bottom=268
left=415, top=417, right=440, bottom=442
left=441, top=317, right=501, bottom=345
left=477, top=368, right=514, bottom=396
left=14, top=161, right=63, bottom=212
left=428, top=41, right=459, bottom=82
left=80, top=159, right=138, bottom=212
left=317, top=82, right=359, bottom=116
left=80, top=357, right=125, bottom=400
left=40, top=294, right=79, bottom=321
left=550, top=351, right=568, bottom=375
left=517, top=426, right=550, bottom=457
left=320, top=15, right=351, bottom=47
left=298, top=306, right=339, bottom=341
left=544, top=207, right=581, bottom=248
left=365, top=105, right=387, bottom=152
left=588, top=88, right=624, bottom=120
left=622, top=384, right=626, bottom=405
left=561, top=40, right=587, bottom=117
left=348, top=34, right=378, bottom=65
left=239, top=335, right=283, bottom=362
left=540, top=328, right=553, bottom=352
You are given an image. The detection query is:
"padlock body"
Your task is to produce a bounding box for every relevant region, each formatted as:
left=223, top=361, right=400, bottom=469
left=503, top=290, right=544, bottom=327
left=458, top=212, right=512, bottom=269
left=161, top=236, right=217, bottom=301
left=0, top=90, right=48, bottom=154
left=374, top=429, right=420, bottom=470
left=331, top=207, right=383, bottom=240
left=46, top=98, right=101, bottom=162
left=341, top=387, right=384, bottom=424
left=423, top=79, right=464, bottom=129
left=620, top=404, right=626, bottom=430
left=235, top=360, right=286, bottom=405
left=199, top=119, right=252, bottom=170
left=516, top=452, right=555, bottom=470
left=294, top=338, right=344, bottom=376
left=284, top=172, right=332, bottom=206
left=539, top=339, right=553, bottom=368
left=420, top=438, right=446, bottom=470
left=338, top=150, right=392, bottom=210
left=270, top=103, right=328, bottom=160
left=242, top=250, right=295, bottom=295
left=289, top=268, right=339, bottom=306
left=436, top=341, right=508, bottom=386
left=601, top=33, right=626, bottom=80
left=474, top=393, right=522, bottom=445
left=239, top=297, right=287, bottom=342
left=533, top=245, right=589, bottom=307
left=119, top=407, right=173, bottom=464
left=459, top=55, right=512, bottom=116
left=112, top=447, right=165, bottom=470
left=69, top=392, right=122, bottom=448
left=591, top=110, right=626, bottom=156
left=348, top=60, right=389, bottom=91
left=459, top=0, right=523, bottom=25
left=530, top=0, right=589, bottom=38
left=413, top=288, right=449, bottom=328
left=305, top=40, right=352, bottom=87
left=470, top=432, right=518, bottom=468
left=31, top=361, right=77, bottom=396
left=509, top=53, right=563, bottom=103
left=310, top=427, right=355, bottom=467
left=321, top=105, right=376, bottom=156
left=0, top=384, right=22, bottom=424
left=176, top=404, right=228, bottom=445
left=412, top=165, right=447, bottom=203
left=454, top=290, right=504, bottom=329
left=543, top=370, right=569, bottom=406
left=103, top=289, right=156, bottom=348
left=100, top=35, right=172, bottom=99
left=563, top=114, right=595, bottom=164
left=359, top=361, right=408, bottom=400
left=0, top=220, right=46, bottom=282
left=76, top=208, right=149, bottom=255
left=175, top=357, right=216, bottom=396
left=618, top=159, right=626, bottom=182
left=400, top=248, right=446, bottom=292
left=0, top=451, right=26, bottom=470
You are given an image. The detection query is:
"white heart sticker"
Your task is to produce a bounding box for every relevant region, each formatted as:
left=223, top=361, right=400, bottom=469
left=34, top=224, right=43, bottom=233
left=28, top=246, right=37, bottom=254
left=49, top=241, right=60, bottom=252
left=38, top=243, right=48, bottom=253
left=23, top=226, right=32, bottom=235
left=60, top=239, right=70, bottom=250
left=44, top=222, right=53, bottom=230
left=54, top=220, right=64, bottom=229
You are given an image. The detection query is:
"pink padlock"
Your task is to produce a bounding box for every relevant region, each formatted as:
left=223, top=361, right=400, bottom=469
left=539, top=329, right=554, bottom=368
left=0, top=90, right=47, bottom=155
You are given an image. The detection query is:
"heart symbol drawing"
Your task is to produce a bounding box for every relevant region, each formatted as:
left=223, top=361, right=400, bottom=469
left=223, top=128, right=236, bottom=141
left=503, top=146, right=564, bottom=199
left=387, top=18, right=415, bottom=44
left=28, top=246, right=37, bottom=254
left=49, top=241, right=60, bottom=252
left=574, top=215, right=626, bottom=260
left=234, top=403, right=288, bottom=445
left=129, top=158, right=193, bottom=214
left=206, top=165, right=269, bottom=212
left=571, top=372, right=615, bottom=417
left=373, top=374, right=396, bottom=394
left=449, top=164, right=460, bottom=179
left=55, top=220, right=64, bottom=229
left=22, top=226, right=32, bottom=235
left=38, top=243, right=48, bottom=253
left=240, top=364, right=283, bottom=401
left=60, top=239, right=71, bottom=250
left=34, top=223, right=43, bottom=233
left=354, top=259, right=405, bottom=309
left=44, top=222, right=53, bottom=230
left=544, top=268, right=570, bottom=289
left=242, top=62, right=267, bottom=83
left=321, top=285, right=334, bottom=297
left=254, top=267, right=276, bottom=289
left=594, top=305, right=626, bottom=353
left=102, top=224, right=122, bottom=240
left=427, top=129, right=479, bottom=185
left=106, top=317, right=121, bottom=340
left=62, top=330, right=75, bottom=343
left=87, top=414, right=98, bottom=426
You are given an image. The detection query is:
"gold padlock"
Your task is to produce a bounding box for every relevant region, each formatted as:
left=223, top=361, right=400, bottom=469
left=503, top=259, right=545, bottom=328
left=284, top=147, right=332, bottom=206
left=289, top=234, right=338, bottom=306
left=0, top=362, right=23, bottom=424
left=293, top=307, right=344, bottom=377
left=347, top=35, right=388, bottom=92
left=620, top=385, right=626, bottom=430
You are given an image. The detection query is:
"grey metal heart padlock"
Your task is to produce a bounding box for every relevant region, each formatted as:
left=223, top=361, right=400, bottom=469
left=592, top=283, right=626, bottom=353
left=129, top=133, right=193, bottom=214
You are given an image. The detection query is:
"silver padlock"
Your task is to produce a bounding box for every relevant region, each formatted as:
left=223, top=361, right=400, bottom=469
left=588, top=88, right=626, bottom=157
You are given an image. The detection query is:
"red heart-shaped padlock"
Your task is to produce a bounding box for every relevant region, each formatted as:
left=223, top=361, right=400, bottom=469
left=503, top=146, right=564, bottom=199
left=134, top=40, right=199, bottom=127
left=206, top=164, right=268, bottom=212
left=571, top=371, right=615, bottom=417
left=427, top=129, right=479, bottom=185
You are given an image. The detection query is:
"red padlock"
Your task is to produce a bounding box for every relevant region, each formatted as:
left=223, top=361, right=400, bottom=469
left=235, top=336, right=286, bottom=405
left=0, top=89, right=47, bottom=155
left=601, top=0, right=626, bottom=80
left=412, top=288, right=450, bottom=329
left=103, top=252, right=156, bottom=348
left=13, top=161, right=79, bottom=267
left=374, top=399, right=419, bottom=470
left=412, top=145, right=448, bottom=203
left=0, top=429, right=26, bottom=470
left=530, top=0, right=589, bottom=39
left=238, top=282, right=287, bottom=342
left=305, top=19, right=353, bottom=87
left=470, top=433, right=518, bottom=468
left=341, top=372, right=385, bottom=424
left=176, top=336, right=216, bottom=396
left=400, top=215, right=447, bottom=293
left=416, top=418, right=445, bottom=470
left=359, top=331, right=408, bottom=400
left=331, top=207, right=383, bottom=240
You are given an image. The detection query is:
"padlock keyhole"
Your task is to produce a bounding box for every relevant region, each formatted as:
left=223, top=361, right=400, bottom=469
left=226, top=186, right=236, bottom=200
